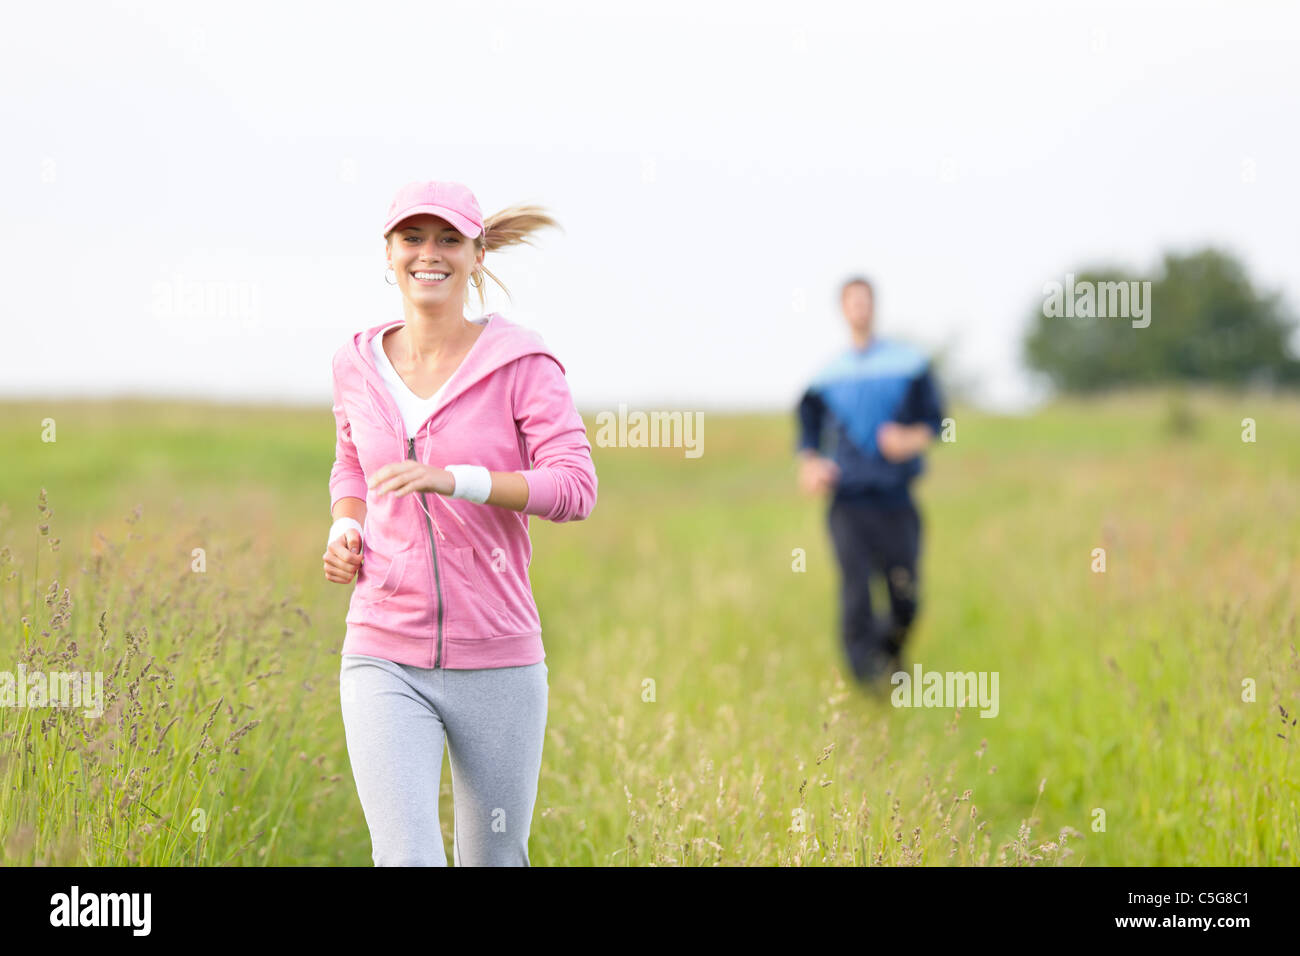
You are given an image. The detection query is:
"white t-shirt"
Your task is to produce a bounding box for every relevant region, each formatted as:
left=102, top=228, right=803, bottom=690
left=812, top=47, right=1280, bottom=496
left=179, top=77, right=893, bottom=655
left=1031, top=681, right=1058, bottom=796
left=370, top=318, right=487, bottom=439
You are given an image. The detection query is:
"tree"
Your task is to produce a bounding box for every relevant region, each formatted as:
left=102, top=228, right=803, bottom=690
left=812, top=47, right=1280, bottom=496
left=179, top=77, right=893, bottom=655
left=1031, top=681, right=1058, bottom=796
left=1023, top=248, right=1300, bottom=393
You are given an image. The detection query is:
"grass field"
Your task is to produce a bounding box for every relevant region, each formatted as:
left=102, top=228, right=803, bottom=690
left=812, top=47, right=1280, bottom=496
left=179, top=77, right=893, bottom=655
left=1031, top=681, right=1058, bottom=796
left=1, top=385, right=1297, bottom=865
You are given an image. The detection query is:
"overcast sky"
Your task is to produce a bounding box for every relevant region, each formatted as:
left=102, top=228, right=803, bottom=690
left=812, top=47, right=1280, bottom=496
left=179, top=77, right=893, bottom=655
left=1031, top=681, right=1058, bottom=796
left=3, top=0, right=1296, bottom=414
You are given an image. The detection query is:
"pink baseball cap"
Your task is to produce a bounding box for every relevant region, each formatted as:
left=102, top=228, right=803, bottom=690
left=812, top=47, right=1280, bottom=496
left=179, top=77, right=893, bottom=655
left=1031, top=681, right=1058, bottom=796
left=382, top=180, right=484, bottom=239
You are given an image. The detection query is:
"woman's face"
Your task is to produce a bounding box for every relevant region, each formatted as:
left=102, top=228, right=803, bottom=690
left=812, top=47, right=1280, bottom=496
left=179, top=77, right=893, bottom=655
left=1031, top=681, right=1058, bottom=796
left=386, top=213, right=484, bottom=308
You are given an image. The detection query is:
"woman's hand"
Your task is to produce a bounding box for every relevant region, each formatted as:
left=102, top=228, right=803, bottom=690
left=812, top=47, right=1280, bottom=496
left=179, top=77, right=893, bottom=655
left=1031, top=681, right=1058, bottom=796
left=323, top=528, right=363, bottom=584
left=368, top=461, right=456, bottom=498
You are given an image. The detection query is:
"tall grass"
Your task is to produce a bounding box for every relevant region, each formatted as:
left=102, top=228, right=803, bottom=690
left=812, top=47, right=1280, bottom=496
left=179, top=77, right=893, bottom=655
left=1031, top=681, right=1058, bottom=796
left=1, top=385, right=1296, bottom=864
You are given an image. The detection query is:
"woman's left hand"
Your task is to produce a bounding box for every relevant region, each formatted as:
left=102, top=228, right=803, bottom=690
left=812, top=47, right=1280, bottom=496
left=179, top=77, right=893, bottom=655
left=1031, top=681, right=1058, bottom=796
left=368, top=462, right=456, bottom=498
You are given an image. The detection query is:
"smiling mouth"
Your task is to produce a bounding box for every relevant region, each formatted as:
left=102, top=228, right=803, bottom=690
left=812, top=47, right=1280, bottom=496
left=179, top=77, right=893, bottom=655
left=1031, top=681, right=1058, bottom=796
left=411, top=271, right=450, bottom=284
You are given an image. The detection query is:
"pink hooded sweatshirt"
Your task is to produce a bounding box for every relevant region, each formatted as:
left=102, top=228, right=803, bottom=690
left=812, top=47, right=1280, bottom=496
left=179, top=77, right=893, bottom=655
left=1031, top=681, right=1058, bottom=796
left=329, top=313, right=597, bottom=670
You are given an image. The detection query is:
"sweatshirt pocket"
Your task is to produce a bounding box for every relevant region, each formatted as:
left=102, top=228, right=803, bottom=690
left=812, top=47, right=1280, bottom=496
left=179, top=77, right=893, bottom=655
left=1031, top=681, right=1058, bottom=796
left=354, top=545, right=409, bottom=606
left=456, top=546, right=511, bottom=615
left=445, top=545, right=515, bottom=633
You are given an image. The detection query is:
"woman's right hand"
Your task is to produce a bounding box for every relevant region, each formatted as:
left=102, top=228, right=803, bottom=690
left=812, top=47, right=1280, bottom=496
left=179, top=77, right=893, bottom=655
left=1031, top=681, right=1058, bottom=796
left=323, top=529, right=364, bottom=584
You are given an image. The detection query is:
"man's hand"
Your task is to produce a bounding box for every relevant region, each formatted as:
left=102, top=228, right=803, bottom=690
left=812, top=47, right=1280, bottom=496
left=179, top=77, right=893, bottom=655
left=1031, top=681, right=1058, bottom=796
left=798, top=451, right=841, bottom=496
left=876, top=422, right=934, bottom=463
left=368, top=461, right=455, bottom=498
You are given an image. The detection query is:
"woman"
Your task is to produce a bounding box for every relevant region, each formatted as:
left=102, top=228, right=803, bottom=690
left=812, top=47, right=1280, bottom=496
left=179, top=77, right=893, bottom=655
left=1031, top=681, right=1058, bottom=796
left=323, top=179, right=597, bottom=866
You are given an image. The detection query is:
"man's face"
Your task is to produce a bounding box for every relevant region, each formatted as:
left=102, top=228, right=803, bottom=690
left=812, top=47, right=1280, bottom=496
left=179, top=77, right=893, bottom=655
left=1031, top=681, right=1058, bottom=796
left=842, top=283, right=873, bottom=337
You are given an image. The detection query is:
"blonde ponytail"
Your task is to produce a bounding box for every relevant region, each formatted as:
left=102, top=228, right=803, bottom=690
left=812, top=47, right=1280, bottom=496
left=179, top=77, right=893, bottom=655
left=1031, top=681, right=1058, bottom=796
left=470, top=203, right=563, bottom=312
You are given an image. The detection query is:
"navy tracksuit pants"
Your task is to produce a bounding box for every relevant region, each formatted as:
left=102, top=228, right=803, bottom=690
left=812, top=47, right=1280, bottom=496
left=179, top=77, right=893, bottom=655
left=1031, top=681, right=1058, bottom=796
left=826, top=493, right=922, bottom=680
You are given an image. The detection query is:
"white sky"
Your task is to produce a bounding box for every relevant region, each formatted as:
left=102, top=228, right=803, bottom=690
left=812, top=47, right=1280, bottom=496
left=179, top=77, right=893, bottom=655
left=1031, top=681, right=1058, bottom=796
left=2, top=0, right=1297, bottom=414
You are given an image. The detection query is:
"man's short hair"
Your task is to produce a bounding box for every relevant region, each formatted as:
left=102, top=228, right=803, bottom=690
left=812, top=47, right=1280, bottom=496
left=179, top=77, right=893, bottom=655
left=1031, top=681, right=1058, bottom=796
left=840, top=275, right=874, bottom=301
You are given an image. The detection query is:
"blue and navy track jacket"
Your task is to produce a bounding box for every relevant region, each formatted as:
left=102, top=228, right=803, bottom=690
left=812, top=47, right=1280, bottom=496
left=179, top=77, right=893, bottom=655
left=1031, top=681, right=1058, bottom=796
left=796, top=337, right=946, bottom=505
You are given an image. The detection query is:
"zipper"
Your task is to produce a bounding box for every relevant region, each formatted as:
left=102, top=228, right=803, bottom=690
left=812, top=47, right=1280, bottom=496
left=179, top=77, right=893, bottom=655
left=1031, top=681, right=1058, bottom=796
left=409, top=435, right=445, bottom=668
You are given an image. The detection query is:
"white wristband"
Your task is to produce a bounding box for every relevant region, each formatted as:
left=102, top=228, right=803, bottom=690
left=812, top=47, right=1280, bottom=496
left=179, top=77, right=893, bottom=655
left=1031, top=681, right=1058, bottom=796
left=445, top=464, right=492, bottom=504
left=328, top=516, right=364, bottom=548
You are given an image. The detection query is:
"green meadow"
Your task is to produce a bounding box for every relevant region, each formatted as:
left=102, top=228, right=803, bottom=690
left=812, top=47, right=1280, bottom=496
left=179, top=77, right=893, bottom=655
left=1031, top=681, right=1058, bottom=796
left=1, top=386, right=1296, bottom=865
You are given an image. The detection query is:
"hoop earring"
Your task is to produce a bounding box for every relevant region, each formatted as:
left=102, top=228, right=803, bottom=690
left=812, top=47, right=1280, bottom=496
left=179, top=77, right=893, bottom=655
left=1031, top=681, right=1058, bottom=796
left=469, top=270, right=483, bottom=289
left=384, top=266, right=397, bottom=286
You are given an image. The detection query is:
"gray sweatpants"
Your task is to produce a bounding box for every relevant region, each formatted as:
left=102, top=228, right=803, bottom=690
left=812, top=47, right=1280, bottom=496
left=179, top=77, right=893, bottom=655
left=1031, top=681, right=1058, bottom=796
left=339, top=653, right=549, bottom=866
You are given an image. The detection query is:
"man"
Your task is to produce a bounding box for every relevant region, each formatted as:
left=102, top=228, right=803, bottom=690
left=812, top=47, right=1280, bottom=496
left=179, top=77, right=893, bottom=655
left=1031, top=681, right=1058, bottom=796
left=796, top=276, right=945, bottom=686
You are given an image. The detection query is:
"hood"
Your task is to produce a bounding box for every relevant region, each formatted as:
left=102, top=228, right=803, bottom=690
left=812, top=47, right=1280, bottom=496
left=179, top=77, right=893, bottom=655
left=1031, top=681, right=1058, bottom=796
left=346, top=311, right=564, bottom=449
